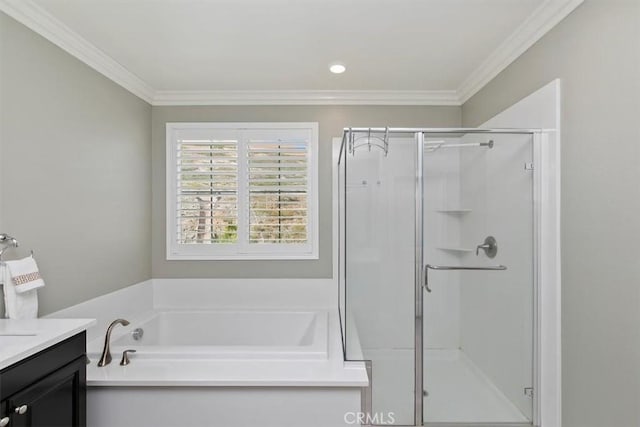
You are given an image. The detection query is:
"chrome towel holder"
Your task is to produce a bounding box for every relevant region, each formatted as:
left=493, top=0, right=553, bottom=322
left=0, top=234, right=34, bottom=261
left=0, top=234, right=18, bottom=260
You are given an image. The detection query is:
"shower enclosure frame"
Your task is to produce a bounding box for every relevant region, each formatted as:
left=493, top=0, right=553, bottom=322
left=338, top=127, right=556, bottom=427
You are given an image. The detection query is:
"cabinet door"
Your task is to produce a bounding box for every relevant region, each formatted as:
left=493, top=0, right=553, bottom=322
left=1, top=399, right=10, bottom=427
left=8, top=357, right=86, bottom=427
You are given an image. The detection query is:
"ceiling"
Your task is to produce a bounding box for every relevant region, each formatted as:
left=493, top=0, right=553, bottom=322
left=2, top=0, right=583, bottom=104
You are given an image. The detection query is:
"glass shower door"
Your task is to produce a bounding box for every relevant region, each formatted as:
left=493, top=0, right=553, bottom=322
left=422, top=132, right=535, bottom=425
left=343, top=136, right=417, bottom=426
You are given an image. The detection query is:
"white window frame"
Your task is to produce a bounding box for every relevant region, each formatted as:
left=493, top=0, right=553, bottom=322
left=166, top=122, right=319, bottom=260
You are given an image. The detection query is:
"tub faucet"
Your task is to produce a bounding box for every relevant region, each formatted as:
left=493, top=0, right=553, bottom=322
left=97, top=319, right=130, bottom=367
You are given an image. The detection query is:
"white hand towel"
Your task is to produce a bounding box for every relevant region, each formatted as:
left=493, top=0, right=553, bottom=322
left=1, top=257, right=43, bottom=319
left=5, top=256, right=45, bottom=293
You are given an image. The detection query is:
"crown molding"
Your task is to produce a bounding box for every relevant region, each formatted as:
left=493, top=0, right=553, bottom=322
left=0, top=0, right=155, bottom=103
left=152, top=90, right=461, bottom=106
left=0, top=0, right=583, bottom=106
left=457, top=0, right=584, bottom=104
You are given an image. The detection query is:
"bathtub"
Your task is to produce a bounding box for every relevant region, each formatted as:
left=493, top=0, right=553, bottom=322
left=55, top=280, right=368, bottom=427
left=88, top=309, right=329, bottom=361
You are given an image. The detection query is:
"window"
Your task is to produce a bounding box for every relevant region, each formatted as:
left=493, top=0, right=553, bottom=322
left=166, top=122, right=318, bottom=260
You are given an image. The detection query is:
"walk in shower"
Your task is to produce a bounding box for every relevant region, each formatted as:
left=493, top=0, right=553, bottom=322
left=338, top=128, right=541, bottom=426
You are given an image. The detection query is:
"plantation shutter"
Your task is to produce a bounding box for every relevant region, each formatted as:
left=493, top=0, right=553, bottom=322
left=168, top=123, right=317, bottom=260
left=176, top=133, right=239, bottom=245
left=245, top=130, right=310, bottom=245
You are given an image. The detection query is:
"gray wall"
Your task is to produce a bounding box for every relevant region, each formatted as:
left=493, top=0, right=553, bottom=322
left=0, top=13, right=152, bottom=314
left=461, top=1, right=640, bottom=426
left=152, top=106, right=460, bottom=278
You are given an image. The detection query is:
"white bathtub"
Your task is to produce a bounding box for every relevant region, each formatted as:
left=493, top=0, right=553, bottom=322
left=88, top=309, right=329, bottom=360
left=54, top=280, right=368, bottom=427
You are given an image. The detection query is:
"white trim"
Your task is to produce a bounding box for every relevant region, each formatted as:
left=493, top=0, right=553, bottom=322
left=152, top=90, right=460, bottom=106
left=165, top=122, right=319, bottom=261
left=457, top=0, right=584, bottom=103
left=0, top=0, right=155, bottom=103
left=0, top=0, right=582, bottom=106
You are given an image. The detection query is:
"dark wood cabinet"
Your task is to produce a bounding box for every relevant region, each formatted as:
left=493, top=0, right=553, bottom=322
left=0, top=333, right=86, bottom=427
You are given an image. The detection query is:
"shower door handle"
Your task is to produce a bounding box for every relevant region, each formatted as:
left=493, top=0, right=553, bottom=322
left=425, top=265, right=507, bottom=271
left=423, top=264, right=507, bottom=293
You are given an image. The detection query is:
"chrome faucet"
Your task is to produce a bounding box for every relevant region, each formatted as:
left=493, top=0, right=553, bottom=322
left=97, top=319, right=130, bottom=367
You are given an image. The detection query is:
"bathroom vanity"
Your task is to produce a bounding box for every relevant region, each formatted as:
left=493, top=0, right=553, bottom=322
left=0, top=319, right=95, bottom=427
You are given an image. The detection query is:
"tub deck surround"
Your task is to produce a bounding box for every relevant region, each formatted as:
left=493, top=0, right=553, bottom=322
left=47, top=280, right=366, bottom=425
left=87, top=357, right=367, bottom=387
left=0, top=318, right=96, bottom=370
left=47, top=279, right=368, bottom=389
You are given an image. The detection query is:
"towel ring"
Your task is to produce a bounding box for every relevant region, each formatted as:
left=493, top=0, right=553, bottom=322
left=0, top=234, right=34, bottom=260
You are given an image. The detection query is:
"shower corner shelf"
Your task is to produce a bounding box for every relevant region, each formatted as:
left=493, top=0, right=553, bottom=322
left=436, top=246, right=474, bottom=253
left=435, top=208, right=472, bottom=214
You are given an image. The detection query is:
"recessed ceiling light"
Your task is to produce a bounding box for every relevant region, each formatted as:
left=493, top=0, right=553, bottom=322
left=329, top=63, right=346, bottom=74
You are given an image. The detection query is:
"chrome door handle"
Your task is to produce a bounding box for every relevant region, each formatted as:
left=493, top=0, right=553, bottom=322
left=424, top=264, right=507, bottom=293
left=426, top=265, right=507, bottom=271
left=0, top=416, right=9, bottom=427
left=14, top=405, right=27, bottom=415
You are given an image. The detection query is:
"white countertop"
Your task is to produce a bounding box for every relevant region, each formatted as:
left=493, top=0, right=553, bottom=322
left=0, top=318, right=96, bottom=370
